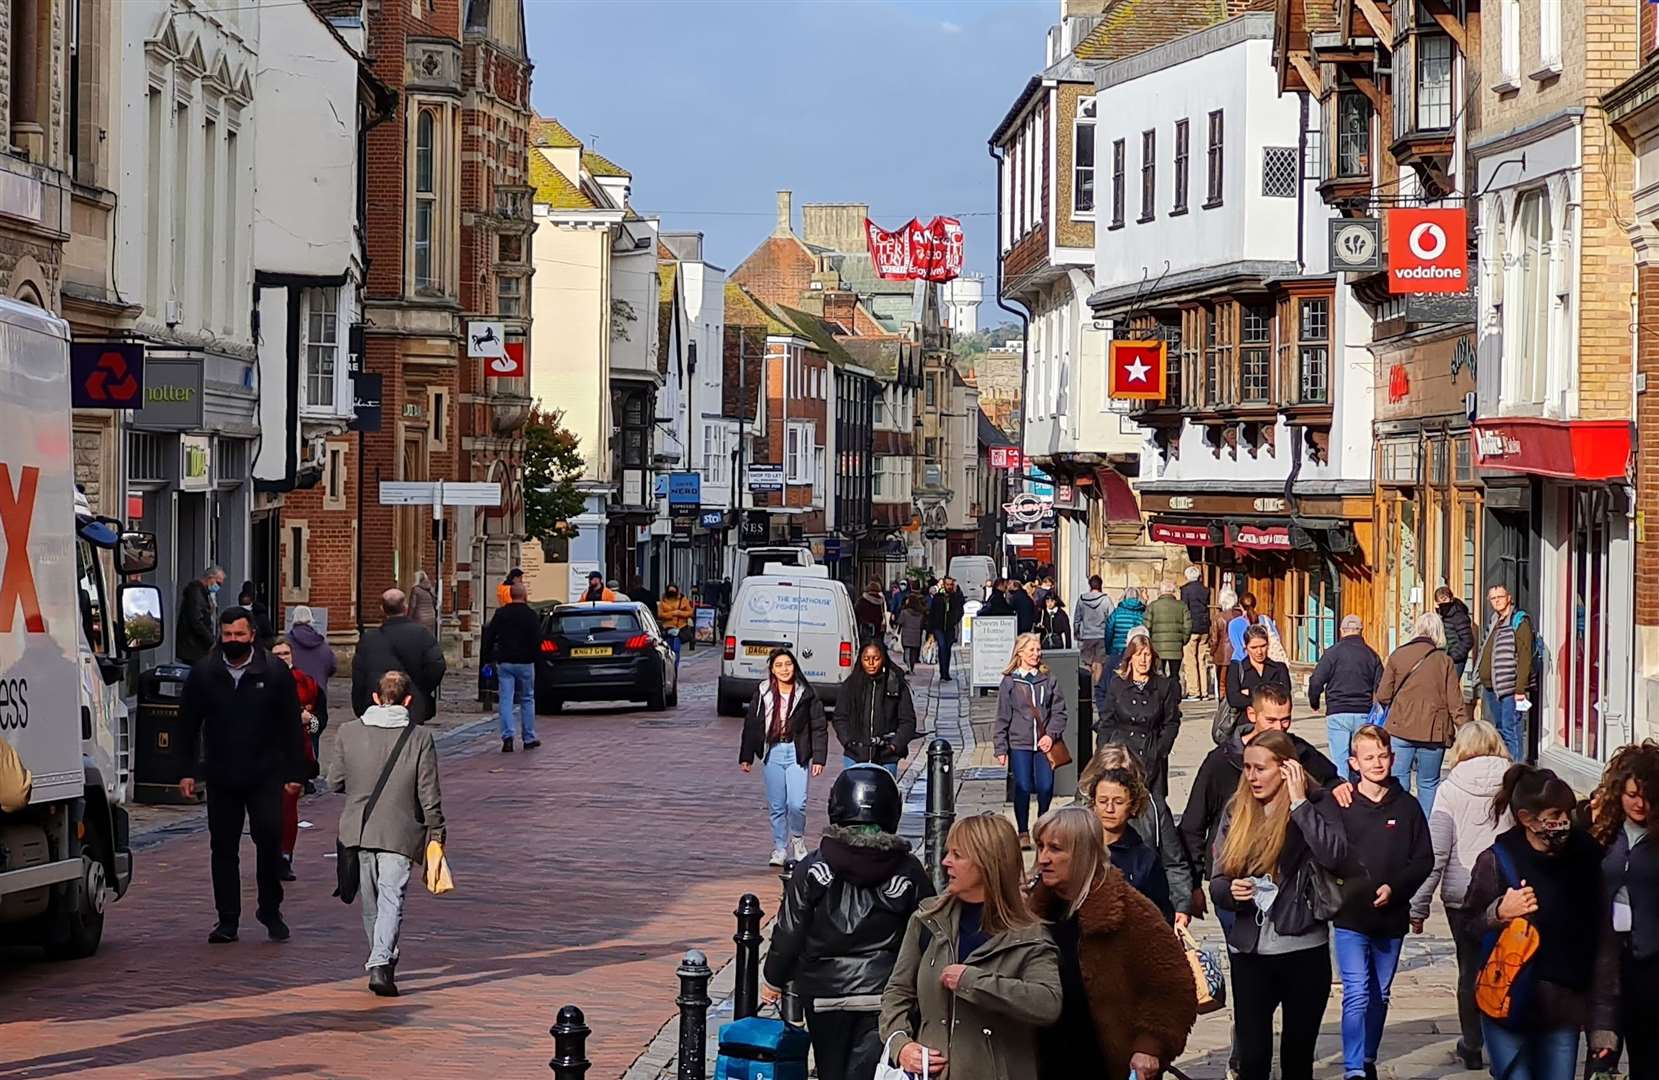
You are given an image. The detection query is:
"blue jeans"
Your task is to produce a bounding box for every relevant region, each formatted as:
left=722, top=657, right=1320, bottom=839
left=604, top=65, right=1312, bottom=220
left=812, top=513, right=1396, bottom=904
left=937, top=635, right=954, bottom=678
left=1334, top=928, right=1404, bottom=1075
left=763, top=742, right=809, bottom=850
left=1484, top=690, right=1524, bottom=763
left=1391, top=737, right=1445, bottom=815
left=1481, top=1022, right=1578, bottom=1080
left=667, top=631, right=683, bottom=668
left=496, top=662, right=536, bottom=742
left=1326, top=712, right=1370, bottom=780
left=1008, top=748, right=1054, bottom=835
left=842, top=755, right=899, bottom=777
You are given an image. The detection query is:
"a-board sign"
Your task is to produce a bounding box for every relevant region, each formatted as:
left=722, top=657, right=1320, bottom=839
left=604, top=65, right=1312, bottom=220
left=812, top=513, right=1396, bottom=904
left=693, top=604, right=717, bottom=644
left=971, top=615, right=1019, bottom=689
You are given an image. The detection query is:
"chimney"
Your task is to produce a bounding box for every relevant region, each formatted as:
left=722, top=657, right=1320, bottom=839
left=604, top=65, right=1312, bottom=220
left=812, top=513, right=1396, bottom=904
left=774, top=190, right=793, bottom=237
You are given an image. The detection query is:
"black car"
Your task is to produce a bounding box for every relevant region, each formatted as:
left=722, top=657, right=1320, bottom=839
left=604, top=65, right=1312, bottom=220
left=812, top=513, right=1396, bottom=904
left=535, top=602, right=679, bottom=713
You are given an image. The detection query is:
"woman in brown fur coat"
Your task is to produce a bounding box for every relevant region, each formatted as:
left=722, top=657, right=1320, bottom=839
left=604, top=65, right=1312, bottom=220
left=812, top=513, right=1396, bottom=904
left=1029, top=806, right=1198, bottom=1080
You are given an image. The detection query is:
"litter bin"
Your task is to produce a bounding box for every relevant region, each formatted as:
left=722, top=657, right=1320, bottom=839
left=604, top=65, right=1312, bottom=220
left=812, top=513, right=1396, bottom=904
left=133, top=663, right=202, bottom=805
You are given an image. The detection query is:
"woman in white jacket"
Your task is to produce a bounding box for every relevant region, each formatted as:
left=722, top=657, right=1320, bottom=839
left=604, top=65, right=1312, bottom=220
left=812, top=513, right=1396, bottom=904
left=1409, top=720, right=1512, bottom=1072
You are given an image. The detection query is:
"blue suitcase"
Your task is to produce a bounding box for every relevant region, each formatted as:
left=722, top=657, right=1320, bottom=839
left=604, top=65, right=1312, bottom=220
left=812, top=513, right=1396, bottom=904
left=712, top=1016, right=811, bottom=1080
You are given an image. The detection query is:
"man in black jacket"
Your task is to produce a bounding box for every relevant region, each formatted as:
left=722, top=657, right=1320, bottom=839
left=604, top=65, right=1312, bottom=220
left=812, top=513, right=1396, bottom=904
left=178, top=607, right=307, bottom=943
left=1308, top=614, right=1384, bottom=777
left=762, top=766, right=933, bottom=1080
left=481, top=582, right=543, bottom=753
left=926, top=578, right=966, bottom=681
left=1435, top=586, right=1476, bottom=676
left=176, top=564, right=224, bottom=663
left=1179, top=566, right=1212, bottom=700
left=352, top=589, right=447, bottom=723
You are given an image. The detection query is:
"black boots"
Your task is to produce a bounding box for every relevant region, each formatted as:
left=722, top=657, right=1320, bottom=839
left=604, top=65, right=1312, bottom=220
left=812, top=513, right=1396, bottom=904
left=368, top=964, right=398, bottom=996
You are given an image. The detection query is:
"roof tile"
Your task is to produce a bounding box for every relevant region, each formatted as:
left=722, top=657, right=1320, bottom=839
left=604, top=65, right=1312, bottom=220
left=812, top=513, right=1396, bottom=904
left=532, top=116, right=582, bottom=149
left=582, top=148, right=630, bottom=178
left=530, top=151, right=595, bottom=210
left=1073, top=0, right=1228, bottom=61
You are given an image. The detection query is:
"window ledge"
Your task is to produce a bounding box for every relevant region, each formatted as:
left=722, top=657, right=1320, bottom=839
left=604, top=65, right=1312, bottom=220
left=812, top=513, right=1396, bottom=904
left=1137, top=213, right=1155, bottom=224
left=1491, top=76, right=1521, bottom=94
left=1072, top=210, right=1096, bottom=222
left=1202, top=198, right=1224, bottom=210
left=1170, top=206, right=1189, bottom=217
left=1108, top=220, right=1125, bottom=231
left=1528, top=61, right=1563, bottom=82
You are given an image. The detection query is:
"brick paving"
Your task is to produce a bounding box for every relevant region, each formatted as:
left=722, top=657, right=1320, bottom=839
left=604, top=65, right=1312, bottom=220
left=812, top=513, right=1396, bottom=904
left=0, top=649, right=829, bottom=1080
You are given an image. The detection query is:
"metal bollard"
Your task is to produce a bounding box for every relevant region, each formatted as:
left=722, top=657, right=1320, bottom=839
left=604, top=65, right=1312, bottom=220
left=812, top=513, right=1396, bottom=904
left=549, top=1005, right=591, bottom=1079
left=732, top=892, right=763, bottom=1021
left=1076, top=667, right=1095, bottom=766
left=777, top=863, right=805, bottom=1025
left=676, top=949, right=713, bottom=1080
left=925, top=738, right=956, bottom=894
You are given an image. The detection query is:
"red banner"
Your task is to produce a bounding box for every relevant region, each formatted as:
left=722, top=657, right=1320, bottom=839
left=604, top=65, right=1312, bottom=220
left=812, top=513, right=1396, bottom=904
left=1230, top=524, right=1293, bottom=551
left=866, top=216, right=964, bottom=282
left=1149, top=521, right=1216, bottom=547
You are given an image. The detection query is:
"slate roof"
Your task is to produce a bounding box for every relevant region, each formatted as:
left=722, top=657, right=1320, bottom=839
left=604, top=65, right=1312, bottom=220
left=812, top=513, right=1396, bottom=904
left=979, top=409, right=1015, bottom=448
left=583, top=148, right=630, bottom=178
left=532, top=116, right=582, bottom=149
left=832, top=253, right=917, bottom=296
left=776, top=305, right=857, bottom=367
left=530, top=151, right=595, bottom=210
left=838, top=337, right=904, bottom=380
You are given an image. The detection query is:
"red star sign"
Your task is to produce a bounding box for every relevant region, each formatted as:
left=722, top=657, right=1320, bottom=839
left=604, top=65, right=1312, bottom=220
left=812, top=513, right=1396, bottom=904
left=1109, top=340, right=1167, bottom=401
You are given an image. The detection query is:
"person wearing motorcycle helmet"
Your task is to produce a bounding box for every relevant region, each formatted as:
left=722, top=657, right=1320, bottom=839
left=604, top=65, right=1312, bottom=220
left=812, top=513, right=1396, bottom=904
left=763, top=765, right=935, bottom=1080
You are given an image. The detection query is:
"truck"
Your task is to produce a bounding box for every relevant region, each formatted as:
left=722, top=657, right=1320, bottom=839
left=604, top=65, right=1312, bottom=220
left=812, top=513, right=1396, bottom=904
left=0, top=298, right=163, bottom=958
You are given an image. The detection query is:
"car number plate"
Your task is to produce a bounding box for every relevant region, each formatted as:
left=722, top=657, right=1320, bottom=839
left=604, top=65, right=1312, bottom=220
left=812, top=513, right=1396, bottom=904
left=570, top=646, right=612, bottom=658
left=744, top=644, right=775, bottom=657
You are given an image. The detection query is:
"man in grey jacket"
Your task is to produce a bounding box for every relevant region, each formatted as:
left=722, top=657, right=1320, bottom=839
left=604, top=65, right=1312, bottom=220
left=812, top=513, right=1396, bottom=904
left=328, top=669, right=446, bottom=997
left=1074, top=574, right=1113, bottom=670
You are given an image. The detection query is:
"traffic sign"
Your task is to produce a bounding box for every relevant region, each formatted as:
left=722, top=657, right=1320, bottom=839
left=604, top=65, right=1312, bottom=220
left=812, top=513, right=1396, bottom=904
left=378, top=481, right=501, bottom=507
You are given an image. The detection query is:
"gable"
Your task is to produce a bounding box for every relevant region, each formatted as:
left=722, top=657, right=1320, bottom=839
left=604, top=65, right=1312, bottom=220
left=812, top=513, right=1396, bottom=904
left=730, top=235, right=817, bottom=309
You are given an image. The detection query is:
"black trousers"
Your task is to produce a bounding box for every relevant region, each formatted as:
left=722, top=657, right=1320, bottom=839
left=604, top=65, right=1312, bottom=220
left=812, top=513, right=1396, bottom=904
left=1445, top=905, right=1487, bottom=1055
left=206, top=779, right=286, bottom=925
left=804, top=1003, right=883, bottom=1080
left=1621, top=949, right=1659, bottom=1080
left=1231, top=944, right=1332, bottom=1080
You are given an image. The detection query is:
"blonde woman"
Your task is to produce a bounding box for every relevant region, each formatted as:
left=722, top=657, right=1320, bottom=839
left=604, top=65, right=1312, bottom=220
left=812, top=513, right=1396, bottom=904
left=1407, top=719, right=1511, bottom=1071
left=1029, top=807, right=1197, bottom=1080
left=1078, top=743, right=1201, bottom=924
left=1210, top=730, right=1350, bottom=1080
left=880, top=814, right=1062, bottom=1079
left=994, top=633, right=1070, bottom=846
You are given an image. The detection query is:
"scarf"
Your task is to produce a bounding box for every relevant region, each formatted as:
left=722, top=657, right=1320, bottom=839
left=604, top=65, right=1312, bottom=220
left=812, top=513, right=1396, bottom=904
left=766, top=681, right=796, bottom=743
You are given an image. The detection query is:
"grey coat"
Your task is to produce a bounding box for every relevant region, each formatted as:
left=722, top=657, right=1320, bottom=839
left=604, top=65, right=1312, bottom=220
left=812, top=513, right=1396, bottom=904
left=897, top=607, right=928, bottom=649
left=327, top=707, right=446, bottom=861
left=993, top=672, right=1069, bottom=756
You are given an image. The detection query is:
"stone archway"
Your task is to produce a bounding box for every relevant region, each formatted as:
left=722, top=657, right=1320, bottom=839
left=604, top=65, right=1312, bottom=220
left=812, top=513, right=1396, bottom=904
left=9, top=254, right=51, bottom=310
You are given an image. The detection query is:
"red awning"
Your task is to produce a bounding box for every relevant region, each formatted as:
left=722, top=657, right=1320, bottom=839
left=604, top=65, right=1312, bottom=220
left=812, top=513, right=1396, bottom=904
left=1473, top=417, right=1632, bottom=481
left=1149, top=520, right=1217, bottom=547
left=1230, top=524, right=1293, bottom=551
left=1092, top=467, right=1141, bottom=525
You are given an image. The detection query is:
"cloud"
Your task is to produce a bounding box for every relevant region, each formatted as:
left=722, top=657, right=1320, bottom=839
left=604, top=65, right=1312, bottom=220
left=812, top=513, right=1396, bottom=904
left=939, top=19, right=963, bottom=33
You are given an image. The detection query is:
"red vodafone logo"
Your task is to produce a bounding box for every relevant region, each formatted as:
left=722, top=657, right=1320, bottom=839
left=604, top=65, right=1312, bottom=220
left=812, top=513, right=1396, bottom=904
left=1387, top=208, right=1468, bottom=294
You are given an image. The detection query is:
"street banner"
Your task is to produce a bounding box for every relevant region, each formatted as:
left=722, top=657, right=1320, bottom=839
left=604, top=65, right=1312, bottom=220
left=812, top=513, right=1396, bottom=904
left=866, top=218, right=914, bottom=278
left=1386, top=207, right=1468, bottom=294
left=865, top=215, right=965, bottom=282
left=1108, top=340, right=1167, bottom=400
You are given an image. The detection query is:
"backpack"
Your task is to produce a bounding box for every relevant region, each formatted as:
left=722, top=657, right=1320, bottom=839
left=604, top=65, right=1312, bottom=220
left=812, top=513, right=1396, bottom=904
left=1512, top=610, right=1546, bottom=684
left=1474, top=843, right=1541, bottom=1029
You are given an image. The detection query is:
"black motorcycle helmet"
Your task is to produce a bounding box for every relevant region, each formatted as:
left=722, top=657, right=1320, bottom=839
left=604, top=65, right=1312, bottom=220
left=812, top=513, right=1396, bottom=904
left=828, top=765, right=902, bottom=834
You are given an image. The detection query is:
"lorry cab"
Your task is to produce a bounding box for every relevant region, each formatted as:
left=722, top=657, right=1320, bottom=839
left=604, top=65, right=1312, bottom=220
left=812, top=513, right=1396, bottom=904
left=717, top=564, right=858, bottom=717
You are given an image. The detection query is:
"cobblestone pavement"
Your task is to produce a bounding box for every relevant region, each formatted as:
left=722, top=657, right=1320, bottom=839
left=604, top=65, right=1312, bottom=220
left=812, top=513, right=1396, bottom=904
left=0, top=648, right=834, bottom=1080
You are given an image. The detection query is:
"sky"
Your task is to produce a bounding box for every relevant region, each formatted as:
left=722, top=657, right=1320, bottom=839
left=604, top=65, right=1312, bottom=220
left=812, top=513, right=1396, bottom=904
left=525, top=0, right=1054, bottom=309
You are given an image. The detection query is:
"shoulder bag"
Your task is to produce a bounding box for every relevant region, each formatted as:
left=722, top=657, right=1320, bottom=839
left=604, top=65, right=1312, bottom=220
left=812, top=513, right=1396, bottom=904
left=333, top=723, right=417, bottom=905
left=1368, top=650, right=1433, bottom=728
left=1210, top=661, right=1245, bottom=745
left=1029, top=681, right=1071, bottom=769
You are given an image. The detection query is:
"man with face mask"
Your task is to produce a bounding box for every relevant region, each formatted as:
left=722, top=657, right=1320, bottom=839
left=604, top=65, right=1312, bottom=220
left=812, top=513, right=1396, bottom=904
left=177, top=564, right=225, bottom=663
left=178, top=607, right=308, bottom=944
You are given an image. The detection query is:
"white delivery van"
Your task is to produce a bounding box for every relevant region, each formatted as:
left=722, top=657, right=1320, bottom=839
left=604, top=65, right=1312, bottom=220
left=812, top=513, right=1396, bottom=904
left=947, top=554, right=997, bottom=601
left=740, top=545, right=815, bottom=581
left=718, top=565, right=858, bottom=717
left=0, top=298, right=164, bottom=958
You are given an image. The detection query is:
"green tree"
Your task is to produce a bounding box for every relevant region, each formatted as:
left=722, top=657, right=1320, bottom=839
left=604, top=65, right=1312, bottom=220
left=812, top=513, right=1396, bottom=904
left=522, top=406, right=586, bottom=544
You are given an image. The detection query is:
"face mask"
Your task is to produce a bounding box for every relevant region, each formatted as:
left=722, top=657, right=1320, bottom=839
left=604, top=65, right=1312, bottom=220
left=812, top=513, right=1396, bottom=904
left=220, top=639, right=252, bottom=662
left=208, top=583, right=220, bottom=595
left=1249, top=875, right=1279, bottom=920
left=1536, top=824, right=1571, bottom=852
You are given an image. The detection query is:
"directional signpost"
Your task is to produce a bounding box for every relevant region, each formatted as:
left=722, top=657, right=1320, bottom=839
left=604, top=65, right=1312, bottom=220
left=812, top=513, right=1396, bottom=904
left=379, top=481, right=502, bottom=641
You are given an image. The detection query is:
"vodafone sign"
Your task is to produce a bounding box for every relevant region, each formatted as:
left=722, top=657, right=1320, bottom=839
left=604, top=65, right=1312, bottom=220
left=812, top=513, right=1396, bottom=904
left=1386, top=208, right=1468, bottom=294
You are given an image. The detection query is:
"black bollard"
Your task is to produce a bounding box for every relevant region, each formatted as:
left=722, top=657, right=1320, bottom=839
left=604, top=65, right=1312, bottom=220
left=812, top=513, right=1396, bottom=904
left=732, top=892, right=763, bottom=1021
left=925, top=738, right=955, bottom=894
left=549, top=1005, right=591, bottom=1079
left=1076, top=666, right=1095, bottom=766
left=777, top=863, right=805, bottom=1025
left=676, top=949, right=713, bottom=1080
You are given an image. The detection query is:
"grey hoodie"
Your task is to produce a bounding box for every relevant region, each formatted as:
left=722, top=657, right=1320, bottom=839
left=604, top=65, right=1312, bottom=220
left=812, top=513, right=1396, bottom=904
left=1410, top=755, right=1513, bottom=919
left=1074, top=590, right=1113, bottom=642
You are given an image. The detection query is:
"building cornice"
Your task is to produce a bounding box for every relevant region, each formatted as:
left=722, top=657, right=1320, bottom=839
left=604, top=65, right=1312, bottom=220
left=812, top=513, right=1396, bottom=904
left=1470, top=107, right=1585, bottom=157
left=1088, top=259, right=1300, bottom=315
left=1095, top=12, right=1274, bottom=94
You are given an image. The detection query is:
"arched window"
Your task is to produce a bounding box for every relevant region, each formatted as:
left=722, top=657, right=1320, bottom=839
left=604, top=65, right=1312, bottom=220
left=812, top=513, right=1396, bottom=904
left=414, top=109, right=437, bottom=288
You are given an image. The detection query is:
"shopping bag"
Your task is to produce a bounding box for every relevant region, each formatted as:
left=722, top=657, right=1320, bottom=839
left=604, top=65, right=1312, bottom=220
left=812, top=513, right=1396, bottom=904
left=874, top=1032, right=927, bottom=1080
left=1177, top=923, right=1227, bottom=1014
left=424, top=839, right=455, bottom=895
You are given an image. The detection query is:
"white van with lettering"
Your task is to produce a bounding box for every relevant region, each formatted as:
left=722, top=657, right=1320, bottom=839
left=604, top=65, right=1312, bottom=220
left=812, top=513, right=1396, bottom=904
left=717, top=565, right=858, bottom=717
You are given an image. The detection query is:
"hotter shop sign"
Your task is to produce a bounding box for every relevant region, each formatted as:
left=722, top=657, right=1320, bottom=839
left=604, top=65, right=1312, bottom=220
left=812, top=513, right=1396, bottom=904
left=1387, top=208, right=1468, bottom=294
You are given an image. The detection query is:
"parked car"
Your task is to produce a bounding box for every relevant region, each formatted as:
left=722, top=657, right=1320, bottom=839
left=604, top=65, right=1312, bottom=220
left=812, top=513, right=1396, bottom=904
left=718, top=566, right=859, bottom=717
left=536, top=602, right=679, bottom=713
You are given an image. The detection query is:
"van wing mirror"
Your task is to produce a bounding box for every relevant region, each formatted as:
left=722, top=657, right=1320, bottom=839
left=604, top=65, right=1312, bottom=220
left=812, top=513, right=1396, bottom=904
left=118, top=531, right=158, bottom=575
left=119, top=584, right=165, bottom=652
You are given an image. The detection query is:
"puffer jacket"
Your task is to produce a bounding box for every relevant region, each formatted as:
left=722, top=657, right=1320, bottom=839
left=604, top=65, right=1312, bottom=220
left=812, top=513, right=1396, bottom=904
left=833, top=666, right=918, bottom=766
left=1103, top=598, right=1147, bottom=654
left=994, top=671, right=1069, bottom=755
left=1144, top=595, right=1191, bottom=660
left=1074, top=590, right=1113, bottom=642
left=880, top=896, right=1063, bottom=1080
left=1409, top=755, right=1513, bottom=919
left=763, top=825, right=935, bottom=1001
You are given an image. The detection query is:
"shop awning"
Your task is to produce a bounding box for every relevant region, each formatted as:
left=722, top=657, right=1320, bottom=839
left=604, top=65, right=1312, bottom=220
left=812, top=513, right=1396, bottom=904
left=1149, top=519, right=1221, bottom=547
left=1473, top=417, right=1632, bottom=481
left=1092, top=467, right=1141, bottom=525
left=1230, top=523, right=1293, bottom=552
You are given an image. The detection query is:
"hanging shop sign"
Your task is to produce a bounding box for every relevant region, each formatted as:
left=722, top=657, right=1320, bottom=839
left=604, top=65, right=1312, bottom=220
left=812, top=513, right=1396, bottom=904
left=1053, top=483, right=1077, bottom=510
left=1229, top=523, right=1293, bottom=551
left=180, top=435, right=212, bottom=492
left=667, top=471, right=701, bottom=518
left=1329, top=217, right=1382, bottom=273
left=1107, top=340, right=1167, bottom=400
left=987, top=446, right=1024, bottom=471
left=863, top=216, right=965, bottom=282
left=466, top=321, right=505, bottom=359
left=70, top=343, right=144, bottom=409
left=1149, top=520, right=1217, bottom=547
left=131, top=357, right=205, bottom=430
left=740, top=511, right=770, bottom=543
left=698, top=509, right=726, bottom=529
left=1386, top=207, right=1468, bottom=295
left=486, top=341, right=526, bottom=378
left=350, top=372, right=383, bottom=433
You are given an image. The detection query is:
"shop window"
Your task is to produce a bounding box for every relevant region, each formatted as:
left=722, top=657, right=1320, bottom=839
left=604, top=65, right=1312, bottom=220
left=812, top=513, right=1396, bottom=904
left=1291, top=564, right=1339, bottom=663
left=1239, top=303, right=1271, bottom=403
left=1461, top=502, right=1479, bottom=610
left=1563, top=489, right=1608, bottom=763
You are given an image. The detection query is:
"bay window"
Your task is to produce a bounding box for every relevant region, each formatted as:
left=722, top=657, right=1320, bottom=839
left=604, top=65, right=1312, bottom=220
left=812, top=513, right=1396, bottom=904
left=1336, top=91, right=1372, bottom=177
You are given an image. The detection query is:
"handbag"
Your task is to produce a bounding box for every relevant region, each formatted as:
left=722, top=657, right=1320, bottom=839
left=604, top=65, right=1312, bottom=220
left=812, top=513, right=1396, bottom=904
left=333, top=722, right=416, bottom=905
left=1028, top=685, right=1072, bottom=769
left=1263, top=618, right=1289, bottom=664
left=1176, top=923, right=1227, bottom=1014
left=874, top=1031, right=928, bottom=1080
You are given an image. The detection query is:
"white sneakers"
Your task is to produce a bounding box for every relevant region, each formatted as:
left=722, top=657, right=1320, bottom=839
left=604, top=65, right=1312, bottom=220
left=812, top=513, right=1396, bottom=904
left=769, top=848, right=787, bottom=867
left=790, top=836, right=809, bottom=862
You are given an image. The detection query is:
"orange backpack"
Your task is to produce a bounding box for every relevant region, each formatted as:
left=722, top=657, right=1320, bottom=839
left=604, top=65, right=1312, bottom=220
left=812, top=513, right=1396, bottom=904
left=1473, top=845, right=1541, bottom=1027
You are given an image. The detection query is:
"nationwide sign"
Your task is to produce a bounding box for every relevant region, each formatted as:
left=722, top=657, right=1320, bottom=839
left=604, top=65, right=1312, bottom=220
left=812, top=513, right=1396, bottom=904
left=864, top=216, right=965, bottom=282
left=1386, top=207, right=1468, bottom=295
left=1108, top=340, right=1167, bottom=400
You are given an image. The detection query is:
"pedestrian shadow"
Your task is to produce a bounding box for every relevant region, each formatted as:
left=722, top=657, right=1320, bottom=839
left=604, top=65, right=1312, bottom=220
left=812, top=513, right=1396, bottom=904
left=0, top=1005, right=421, bottom=1079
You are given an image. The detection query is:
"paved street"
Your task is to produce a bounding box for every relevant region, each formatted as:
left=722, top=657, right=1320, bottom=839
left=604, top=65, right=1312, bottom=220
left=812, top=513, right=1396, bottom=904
left=0, top=649, right=828, bottom=1080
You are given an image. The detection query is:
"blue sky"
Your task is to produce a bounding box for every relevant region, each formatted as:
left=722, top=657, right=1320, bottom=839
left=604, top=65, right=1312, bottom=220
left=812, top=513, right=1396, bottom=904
left=526, top=0, right=1053, bottom=313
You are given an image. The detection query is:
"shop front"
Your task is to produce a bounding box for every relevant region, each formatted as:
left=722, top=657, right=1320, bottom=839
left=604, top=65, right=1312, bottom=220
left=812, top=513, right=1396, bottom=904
left=1475, top=416, right=1635, bottom=788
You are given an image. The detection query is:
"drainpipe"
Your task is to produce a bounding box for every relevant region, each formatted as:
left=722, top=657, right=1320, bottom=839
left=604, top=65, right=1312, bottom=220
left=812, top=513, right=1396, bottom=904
left=1296, top=91, right=1309, bottom=273
left=989, top=141, right=1032, bottom=577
